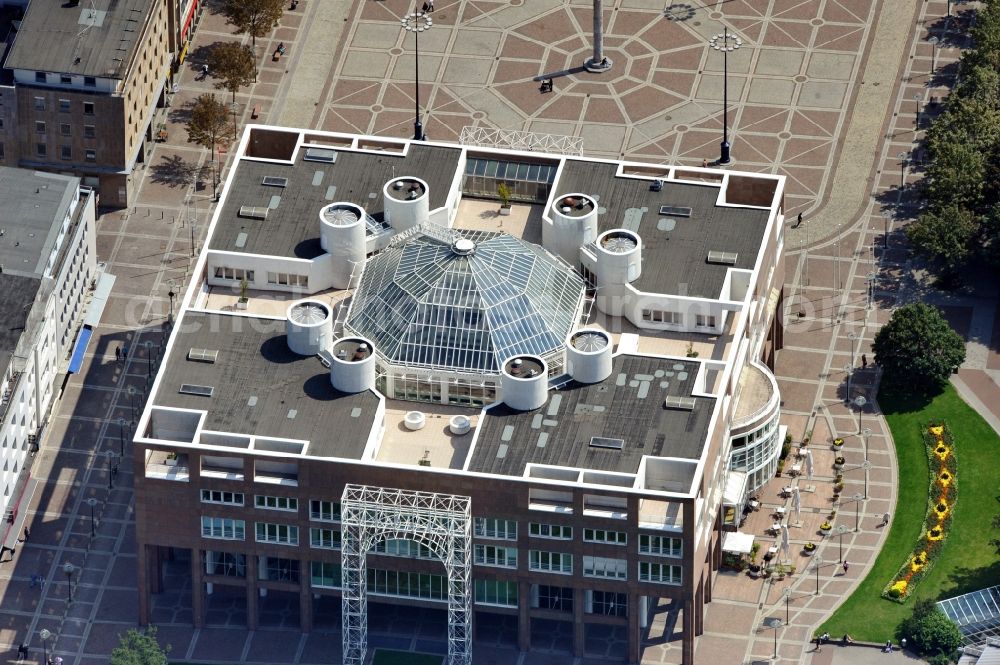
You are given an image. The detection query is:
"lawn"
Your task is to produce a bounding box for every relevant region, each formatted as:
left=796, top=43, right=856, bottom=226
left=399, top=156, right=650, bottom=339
left=372, top=649, right=443, bottom=665
left=818, top=383, right=1000, bottom=641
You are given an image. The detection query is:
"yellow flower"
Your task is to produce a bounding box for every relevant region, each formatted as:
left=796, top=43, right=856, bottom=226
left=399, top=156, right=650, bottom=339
left=910, top=551, right=928, bottom=572
left=928, top=527, right=944, bottom=541
left=939, top=471, right=952, bottom=488
left=934, top=445, right=951, bottom=461
left=929, top=426, right=944, bottom=436
left=891, top=580, right=908, bottom=596
left=935, top=500, right=950, bottom=518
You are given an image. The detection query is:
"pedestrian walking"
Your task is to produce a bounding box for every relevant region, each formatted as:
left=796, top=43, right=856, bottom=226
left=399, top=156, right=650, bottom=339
left=797, top=212, right=802, bottom=227
left=702, top=158, right=708, bottom=168
left=123, top=345, right=129, bottom=359
left=861, top=353, right=868, bottom=369
left=17, top=643, right=28, bottom=659
left=20, top=526, right=29, bottom=543
left=115, top=346, right=121, bottom=362
left=427, top=0, right=434, bottom=11
left=882, top=511, right=890, bottom=526
left=843, top=560, right=850, bottom=574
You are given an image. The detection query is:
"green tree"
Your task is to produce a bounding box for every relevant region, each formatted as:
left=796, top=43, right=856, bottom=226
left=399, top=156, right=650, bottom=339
left=220, top=0, right=283, bottom=50
left=208, top=42, right=256, bottom=103
left=906, top=205, right=977, bottom=276
left=871, top=303, right=965, bottom=393
left=898, top=599, right=962, bottom=664
left=187, top=93, right=232, bottom=156
left=110, top=626, right=170, bottom=665
left=924, top=135, right=989, bottom=211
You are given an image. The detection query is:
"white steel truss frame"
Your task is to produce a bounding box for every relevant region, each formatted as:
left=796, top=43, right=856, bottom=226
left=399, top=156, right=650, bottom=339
left=459, top=126, right=584, bottom=156
left=341, top=484, right=472, bottom=665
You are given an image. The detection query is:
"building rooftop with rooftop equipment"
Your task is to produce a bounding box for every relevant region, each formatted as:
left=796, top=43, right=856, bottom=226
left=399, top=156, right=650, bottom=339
left=133, top=126, right=788, bottom=665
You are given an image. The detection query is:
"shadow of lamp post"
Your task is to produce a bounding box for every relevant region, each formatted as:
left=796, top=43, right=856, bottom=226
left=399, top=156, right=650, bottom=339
left=86, top=497, right=98, bottom=538
left=763, top=616, right=782, bottom=660
left=853, top=492, right=865, bottom=532
left=63, top=562, right=75, bottom=602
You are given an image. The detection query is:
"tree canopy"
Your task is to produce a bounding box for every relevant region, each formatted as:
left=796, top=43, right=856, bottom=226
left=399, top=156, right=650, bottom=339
left=906, top=204, right=977, bottom=276
left=871, top=303, right=965, bottom=393
left=110, top=626, right=170, bottom=665
left=898, top=599, right=963, bottom=665
left=187, top=93, right=232, bottom=156
left=208, top=42, right=256, bottom=103
left=220, top=0, right=283, bottom=49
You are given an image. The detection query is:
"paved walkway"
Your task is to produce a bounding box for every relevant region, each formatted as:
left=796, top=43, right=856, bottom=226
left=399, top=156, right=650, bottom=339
left=2, top=0, right=992, bottom=664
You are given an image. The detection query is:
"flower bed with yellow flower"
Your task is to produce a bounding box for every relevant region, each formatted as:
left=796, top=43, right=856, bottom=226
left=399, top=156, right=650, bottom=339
left=882, top=422, right=957, bottom=603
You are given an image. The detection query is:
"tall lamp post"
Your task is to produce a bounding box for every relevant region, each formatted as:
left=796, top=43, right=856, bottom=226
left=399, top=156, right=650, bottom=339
left=854, top=395, right=867, bottom=433
left=143, top=340, right=155, bottom=380
left=63, top=562, right=76, bottom=602
left=835, top=524, right=849, bottom=562
left=167, top=279, right=177, bottom=323
left=783, top=587, right=792, bottom=625
left=39, top=629, right=52, bottom=664
left=401, top=12, right=433, bottom=141
left=862, top=427, right=872, bottom=462
left=584, top=0, right=613, bottom=72
left=813, top=555, right=823, bottom=595
left=763, top=617, right=781, bottom=660
left=898, top=151, right=908, bottom=190
left=127, top=385, right=138, bottom=423
left=709, top=27, right=743, bottom=165
left=853, top=492, right=865, bottom=532
left=86, top=497, right=98, bottom=537
left=843, top=364, right=853, bottom=403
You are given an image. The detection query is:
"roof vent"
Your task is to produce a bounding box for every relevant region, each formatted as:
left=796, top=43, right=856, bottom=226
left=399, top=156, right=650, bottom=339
left=664, top=396, right=696, bottom=410
left=304, top=147, right=337, bottom=163
left=589, top=436, right=624, bottom=450
left=658, top=205, right=692, bottom=217
left=187, top=348, right=219, bottom=363
left=707, top=251, right=738, bottom=265
left=179, top=384, right=214, bottom=397
left=238, top=206, right=268, bottom=220
left=262, top=176, right=288, bottom=187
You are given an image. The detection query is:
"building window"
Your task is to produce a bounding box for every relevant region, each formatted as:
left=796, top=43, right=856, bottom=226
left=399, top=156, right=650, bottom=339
left=529, top=522, right=572, bottom=540
left=84, top=149, right=96, bottom=162
left=34, top=97, right=45, bottom=110
left=309, top=500, right=340, bottom=522
left=474, top=518, right=517, bottom=540
left=583, top=556, right=627, bottom=580
left=639, top=534, right=682, bottom=558
left=212, top=267, right=254, bottom=282
left=36, top=144, right=46, bottom=157
left=372, top=539, right=435, bottom=560
left=35, top=121, right=45, bottom=133
left=529, top=550, right=572, bottom=574
left=641, top=309, right=682, bottom=325
left=583, top=528, right=627, bottom=546
left=35, top=72, right=46, bottom=83
left=474, top=544, right=517, bottom=568
left=60, top=74, right=72, bottom=85
left=368, top=569, right=445, bottom=601
left=532, top=584, right=573, bottom=612
left=83, top=102, right=95, bottom=115
left=59, top=99, right=71, bottom=113
left=255, top=522, right=299, bottom=545
left=200, top=516, right=245, bottom=540
left=639, top=561, right=682, bottom=585
left=60, top=145, right=71, bottom=160
left=200, top=489, right=244, bottom=505
left=311, top=561, right=341, bottom=588
left=84, top=125, right=96, bottom=138
left=261, top=556, right=299, bottom=582
left=309, top=527, right=341, bottom=549
left=695, top=314, right=717, bottom=328
left=205, top=551, right=246, bottom=577
left=84, top=76, right=96, bottom=87
left=588, top=590, right=627, bottom=617
left=474, top=579, right=518, bottom=607
left=60, top=123, right=71, bottom=136
left=254, top=495, right=298, bottom=512
left=266, top=272, right=308, bottom=288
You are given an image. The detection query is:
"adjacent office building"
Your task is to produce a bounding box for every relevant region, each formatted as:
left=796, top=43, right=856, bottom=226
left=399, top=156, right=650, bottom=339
left=1, top=168, right=97, bottom=541
left=133, top=127, right=786, bottom=664
left=0, top=0, right=172, bottom=207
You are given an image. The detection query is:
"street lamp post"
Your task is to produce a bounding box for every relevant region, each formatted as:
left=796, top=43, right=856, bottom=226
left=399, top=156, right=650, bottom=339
left=230, top=102, right=239, bottom=142
left=854, top=492, right=865, bottom=532
left=63, top=562, right=75, bottom=602
left=143, top=340, right=154, bottom=380
left=107, top=450, right=118, bottom=490
left=168, top=279, right=177, bottom=322
left=783, top=587, right=791, bottom=625
left=835, top=524, right=849, bottom=562
left=814, top=556, right=823, bottom=595
left=898, top=151, right=908, bottom=190
left=764, top=617, right=781, bottom=660
left=884, top=214, right=890, bottom=249
left=861, top=460, right=873, bottom=499
left=862, top=427, right=872, bottom=462
left=928, top=36, right=939, bottom=75
left=854, top=395, right=867, bottom=433
left=843, top=364, right=853, bottom=403
left=709, top=28, right=743, bottom=165
left=39, top=629, right=52, bottom=664
left=847, top=331, right=856, bottom=368
left=866, top=270, right=877, bottom=311
left=128, top=386, right=137, bottom=422
left=914, top=93, right=922, bottom=129
left=401, top=12, right=433, bottom=141
left=584, top=0, right=613, bottom=72
left=87, top=497, right=98, bottom=537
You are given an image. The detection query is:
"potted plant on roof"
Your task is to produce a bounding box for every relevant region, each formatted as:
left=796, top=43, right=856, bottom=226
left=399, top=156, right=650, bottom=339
left=236, top=276, right=249, bottom=310
left=833, top=437, right=845, bottom=448
left=833, top=455, right=846, bottom=470
left=497, top=182, right=512, bottom=216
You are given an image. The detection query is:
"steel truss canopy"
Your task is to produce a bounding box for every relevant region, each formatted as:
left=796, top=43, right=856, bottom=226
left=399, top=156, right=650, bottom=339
left=346, top=224, right=585, bottom=374
left=341, top=485, right=472, bottom=665
left=459, top=125, right=584, bottom=156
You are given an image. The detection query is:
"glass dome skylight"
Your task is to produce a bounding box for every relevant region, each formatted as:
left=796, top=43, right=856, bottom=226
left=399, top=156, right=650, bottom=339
left=346, top=225, right=586, bottom=373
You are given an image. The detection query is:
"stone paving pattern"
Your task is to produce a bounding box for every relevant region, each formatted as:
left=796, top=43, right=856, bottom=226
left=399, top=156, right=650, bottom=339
left=2, top=0, right=999, bottom=664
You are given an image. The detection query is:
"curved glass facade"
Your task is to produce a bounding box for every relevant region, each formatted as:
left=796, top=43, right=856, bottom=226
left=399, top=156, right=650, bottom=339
left=728, top=411, right=781, bottom=493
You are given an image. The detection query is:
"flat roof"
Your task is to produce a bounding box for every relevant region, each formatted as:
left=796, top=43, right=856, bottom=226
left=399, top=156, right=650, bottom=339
left=0, top=274, right=42, bottom=380
left=209, top=143, right=461, bottom=258
left=469, top=354, right=715, bottom=477
left=5, top=0, right=152, bottom=77
left=151, top=311, right=379, bottom=460
left=0, top=169, right=78, bottom=276
left=556, top=160, right=771, bottom=298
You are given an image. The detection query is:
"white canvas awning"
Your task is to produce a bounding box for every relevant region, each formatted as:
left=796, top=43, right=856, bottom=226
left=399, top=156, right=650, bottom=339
left=723, top=470, right=748, bottom=505
left=722, top=531, right=755, bottom=555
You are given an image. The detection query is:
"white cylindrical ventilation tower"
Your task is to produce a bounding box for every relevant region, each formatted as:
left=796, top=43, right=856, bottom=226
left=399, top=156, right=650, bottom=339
left=286, top=300, right=333, bottom=356
left=565, top=329, right=613, bottom=384
left=330, top=337, right=377, bottom=393
left=543, top=193, right=599, bottom=265
left=500, top=355, right=549, bottom=411
left=595, top=229, right=642, bottom=286
left=319, top=202, right=367, bottom=289
left=383, top=177, right=429, bottom=231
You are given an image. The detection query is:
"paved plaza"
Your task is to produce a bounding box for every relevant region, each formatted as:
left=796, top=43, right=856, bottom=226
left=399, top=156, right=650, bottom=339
left=2, top=0, right=999, bottom=664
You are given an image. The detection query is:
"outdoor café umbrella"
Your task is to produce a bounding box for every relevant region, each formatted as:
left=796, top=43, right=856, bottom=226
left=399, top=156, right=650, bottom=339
left=781, top=523, right=790, bottom=560
left=805, top=448, right=814, bottom=479
left=793, top=486, right=802, bottom=522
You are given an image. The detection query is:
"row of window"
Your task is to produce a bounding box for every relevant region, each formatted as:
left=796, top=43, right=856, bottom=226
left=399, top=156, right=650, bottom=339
left=33, top=97, right=97, bottom=113
left=35, top=72, right=98, bottom=87
left=267, top=272, right=308, bottom=287
left=32, top=121, right=98, bottom=138
left=31, top=144, right=96, bottom=161
left=213, top=267, right=255, bottom=282
left=476, top=519, right=681, bottom=557
left=640, top=310, right=717, bottom=328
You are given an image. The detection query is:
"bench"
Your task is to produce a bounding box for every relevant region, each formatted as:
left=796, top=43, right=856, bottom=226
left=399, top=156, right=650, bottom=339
left=251, top=105, right=261, bottom=119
